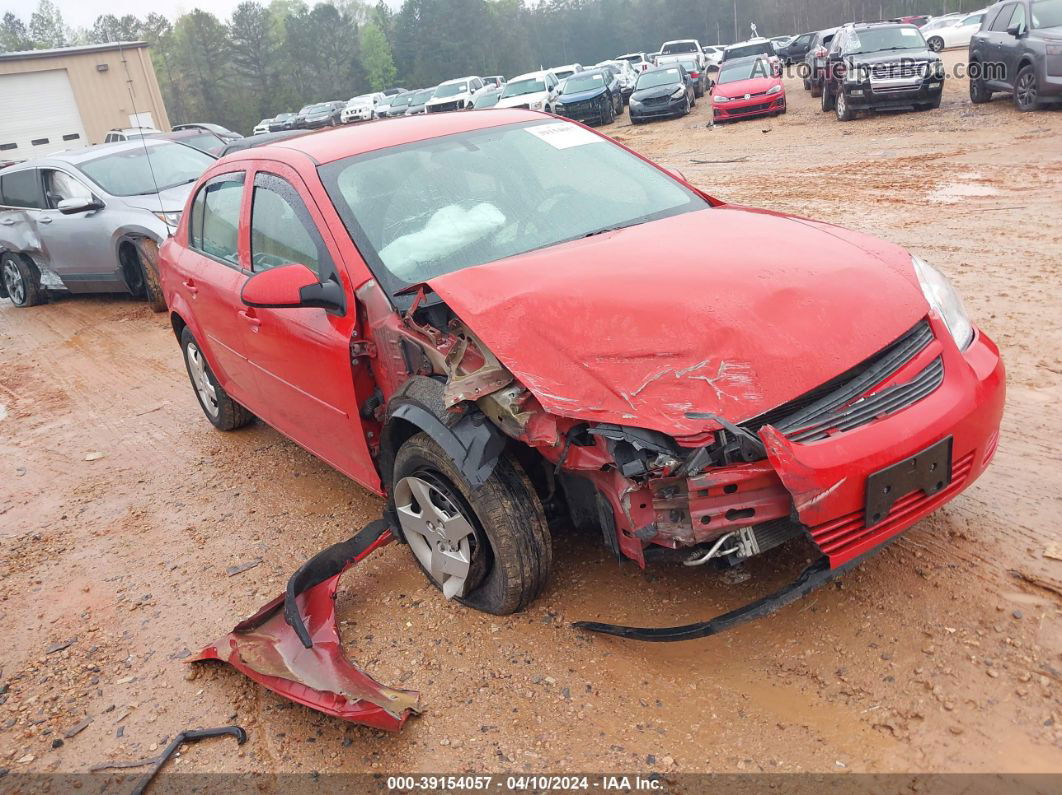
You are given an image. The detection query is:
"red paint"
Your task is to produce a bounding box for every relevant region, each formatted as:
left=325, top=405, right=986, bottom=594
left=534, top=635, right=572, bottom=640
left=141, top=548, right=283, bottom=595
left=191, top=530, right=419, bottom=732
left=711, top=73, right=786, bottom=121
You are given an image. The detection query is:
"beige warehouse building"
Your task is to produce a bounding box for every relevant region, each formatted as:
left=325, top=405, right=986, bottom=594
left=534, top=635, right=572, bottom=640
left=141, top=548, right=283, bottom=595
left=0, top=41, right=170, bottom=160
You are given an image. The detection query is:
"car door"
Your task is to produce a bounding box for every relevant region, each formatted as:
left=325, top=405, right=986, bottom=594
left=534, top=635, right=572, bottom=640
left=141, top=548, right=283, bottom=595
left=37, top=168, right=124, bottom=290
left=0, top=169, right=44, bottom=268
left=239, top=163, right=379, bottom=489
left=984, top=3, right=1018, bottom=86
left=1001, top=2, right=1029, bottom=85
left=173, top=170, right=260, bottom=404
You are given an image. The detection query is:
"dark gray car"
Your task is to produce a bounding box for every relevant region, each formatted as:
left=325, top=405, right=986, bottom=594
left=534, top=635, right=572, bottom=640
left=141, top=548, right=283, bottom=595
left=0, top=140, right=214, bottom=310
left=969, top=0, right=1062, bottom=110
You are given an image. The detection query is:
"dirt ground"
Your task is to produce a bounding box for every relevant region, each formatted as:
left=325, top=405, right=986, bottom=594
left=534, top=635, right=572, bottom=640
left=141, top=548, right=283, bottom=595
left=2, top=51, right=1061, bottom=782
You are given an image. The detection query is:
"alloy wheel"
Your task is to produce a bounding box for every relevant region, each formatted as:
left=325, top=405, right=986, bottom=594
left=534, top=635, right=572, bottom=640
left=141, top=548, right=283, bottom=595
left=395, top=474, right=478, bottom=599
left=2, top=259, right=25, bottom=305
left=185, top=342, right=219, bottom=418
left=1017, top=72, right=1038, bottom=110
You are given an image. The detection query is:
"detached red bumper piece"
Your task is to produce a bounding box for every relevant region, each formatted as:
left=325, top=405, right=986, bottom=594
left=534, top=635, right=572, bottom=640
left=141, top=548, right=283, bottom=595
left=191, top=521, right=420, bottom=732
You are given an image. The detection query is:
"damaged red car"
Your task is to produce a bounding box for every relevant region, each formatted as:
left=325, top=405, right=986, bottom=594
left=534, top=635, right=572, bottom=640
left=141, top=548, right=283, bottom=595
left=160, top=109, right=1004, bottom=640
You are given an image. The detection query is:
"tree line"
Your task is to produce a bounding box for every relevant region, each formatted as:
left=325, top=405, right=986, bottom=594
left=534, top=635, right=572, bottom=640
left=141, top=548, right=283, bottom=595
left=2, top=0, right=983, bottom=134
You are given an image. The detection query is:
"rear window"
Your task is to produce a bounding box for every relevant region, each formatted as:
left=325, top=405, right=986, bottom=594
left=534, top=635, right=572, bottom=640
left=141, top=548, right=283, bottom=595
left=662, top=42, right=698, bottom=54
left=726, top=42, right=772, bottom=59
left=1, top=169, right=44, bottom=209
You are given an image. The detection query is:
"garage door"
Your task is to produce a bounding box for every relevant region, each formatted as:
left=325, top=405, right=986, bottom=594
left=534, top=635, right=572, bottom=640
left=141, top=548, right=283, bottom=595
left=0, top=69, right=88, bottom=160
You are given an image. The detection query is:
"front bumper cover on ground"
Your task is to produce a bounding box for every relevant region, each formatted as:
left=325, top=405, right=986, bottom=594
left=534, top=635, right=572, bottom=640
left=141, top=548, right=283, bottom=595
left=191, top=520, right=420, bottom=732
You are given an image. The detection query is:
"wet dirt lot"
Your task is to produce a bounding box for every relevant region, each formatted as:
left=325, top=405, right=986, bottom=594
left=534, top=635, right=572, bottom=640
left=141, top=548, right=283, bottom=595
left=2, top=51, right=1061, bottom=780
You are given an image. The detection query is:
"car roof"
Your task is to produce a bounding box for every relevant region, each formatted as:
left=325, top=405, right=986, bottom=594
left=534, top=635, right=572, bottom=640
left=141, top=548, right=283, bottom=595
left=439, top=76, right=478, bottom=85
left=510, top=70, right=553, bottom=81
left=850, top=20, right=915, bottom=30
left=0, top=138, right=172, bottom=173
left=226, top=110, right=550, bottom=166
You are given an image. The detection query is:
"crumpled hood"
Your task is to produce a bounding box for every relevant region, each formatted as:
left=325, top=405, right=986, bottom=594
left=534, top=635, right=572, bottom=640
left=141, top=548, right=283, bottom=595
left=495, top=91, right=549, bottom=109
left=559, top=87, right=608, bottom=104
left=428, top=206, right=928, bottom=437
left=123, top=182, right=195, bottom=214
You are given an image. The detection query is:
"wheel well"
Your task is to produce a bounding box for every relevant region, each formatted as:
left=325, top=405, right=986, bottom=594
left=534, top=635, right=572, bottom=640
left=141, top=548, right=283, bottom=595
left=117, top=238, right=145, bottom=293
left=1017, top=56, right=1034, bottom=72
left=170, top=311, right=187, bottom=342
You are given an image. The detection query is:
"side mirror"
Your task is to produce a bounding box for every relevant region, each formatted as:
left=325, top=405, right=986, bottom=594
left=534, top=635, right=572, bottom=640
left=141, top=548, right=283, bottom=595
left=241, top=264, right=345, bottom=314
left=828, top=52, right=843, bottom=61
left=1006, top=24, right=1023, bottom=37
left=58, top=197, right=102, bottom=214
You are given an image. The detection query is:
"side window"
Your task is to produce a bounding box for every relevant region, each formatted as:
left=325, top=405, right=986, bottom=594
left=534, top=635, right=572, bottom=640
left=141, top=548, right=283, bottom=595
left=1, top=169, right=44, bottom=209
left=990, top=4, right=1016, bottom=30
left=249, top=173, right=331, bottom=277
left=1008, top=3, right=1027, bottom=33
left=42, top=169, right=93, bottom=208
left=189, top=173, right=244, bottom=266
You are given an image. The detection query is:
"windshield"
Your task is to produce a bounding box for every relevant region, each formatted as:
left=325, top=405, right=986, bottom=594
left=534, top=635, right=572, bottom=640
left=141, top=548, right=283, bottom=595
left=662, top=41, right=698, bottom=54
left=436, top=82, right=468, bottom=98
left=276, top=113, right=295, bottom=121
left=411, top=89, right=436, bottom=104
left=675, top=58, right=699, bottom=72
left=636, top=68, right=682, bottom=90
left=391, top=94, right=414, bottom=108
left=502, top=77, right=546, bottom=97
left=308, top=103, right=331, bottom=113
left=348, top=96, right=372, bottom=107
left=843, top=26, right=926, bottom=53
left=725, top=42, right=773, bottom=59
left=79, top=143, right=214, bottom=197
left=473, top=92, right=500, bottom=108
left=319, top=120, right=706, bottom=293
left=554, top=69, right=576, bottom=79
left=718, top=59, right=772, bottom=84
left=176, top=133, right=225, bottom=156
left=563, top=72, right=607, bottom=94
left=1033, top=0, right=1062, bottom=27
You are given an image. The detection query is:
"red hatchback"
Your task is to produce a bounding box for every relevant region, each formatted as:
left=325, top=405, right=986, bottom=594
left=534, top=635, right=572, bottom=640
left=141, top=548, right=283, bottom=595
left=711, top=55, right=787, bottom=122
left=160, top=110, right=1003, bottom=636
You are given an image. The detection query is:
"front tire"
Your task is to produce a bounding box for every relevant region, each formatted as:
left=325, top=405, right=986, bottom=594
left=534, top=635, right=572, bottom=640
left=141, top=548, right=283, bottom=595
left=180, top=327, right=255, bottom=431
left=835, top=90, right=854, bottom=121
left=1014, top=65, right=1040, bottom=112
left=393, top=432, right=552, bottom=615
left=1, top=252, right=44, bottom=307
left=130, top=239, right=167, bottom=312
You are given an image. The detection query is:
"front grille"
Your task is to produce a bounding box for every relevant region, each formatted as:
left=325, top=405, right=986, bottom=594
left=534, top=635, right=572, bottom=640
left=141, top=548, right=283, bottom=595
left=429, top=100, right=462, bottom=113
left=872, top=83, right=922, bottom=94
left=561, top=100, right=596, bottom=115
left=744, top=319, right=934, bottom=438
left=786, top=357, right=944, bottom=443
left=642, top=95, right=670, bottom=106
left=869, top=62, right=927, bottom=81
left=730, top=101, right=774, bottom=114
left=810, top=450, right=974, bottom=562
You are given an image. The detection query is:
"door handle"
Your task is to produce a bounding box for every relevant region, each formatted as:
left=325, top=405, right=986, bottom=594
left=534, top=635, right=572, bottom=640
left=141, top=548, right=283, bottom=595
left=182, top=279, right=198, bottom=296
left=38, top=216, right=53, bottom=224
left=0, top=218, right=14, bottom=225
left=238, top=309, right=261, bottom=331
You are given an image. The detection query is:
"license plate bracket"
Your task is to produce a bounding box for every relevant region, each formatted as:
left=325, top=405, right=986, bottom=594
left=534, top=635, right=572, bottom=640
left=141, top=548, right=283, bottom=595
left=865, top=436, right=952, bottom=527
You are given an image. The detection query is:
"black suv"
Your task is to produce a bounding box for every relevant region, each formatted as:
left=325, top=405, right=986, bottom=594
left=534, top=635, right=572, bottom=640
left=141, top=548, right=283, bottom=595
left=820, top=22, right=945, bottom=121
left=969, top=0, right=1062, bottom=111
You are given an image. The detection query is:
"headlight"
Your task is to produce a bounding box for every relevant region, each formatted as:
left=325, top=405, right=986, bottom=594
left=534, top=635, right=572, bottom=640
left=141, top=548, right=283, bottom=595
left=153, top=210, right=181, bottom=228
left=767, top=84, right=782, bottom=95
left=714, top=95, right=730, bottom=103
left=912, top=255, right=974, bottom=350
left=671, top=86, right=685, bottom=99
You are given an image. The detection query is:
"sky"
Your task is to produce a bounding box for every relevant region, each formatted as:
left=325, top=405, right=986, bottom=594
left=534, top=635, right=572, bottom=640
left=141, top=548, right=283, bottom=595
left=4, top=0, right=403, bottom=29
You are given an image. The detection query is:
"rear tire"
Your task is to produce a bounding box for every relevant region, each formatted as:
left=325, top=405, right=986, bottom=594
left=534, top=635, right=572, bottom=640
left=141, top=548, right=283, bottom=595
left=821, top=84, right=835, bottom=111
left=928, top=36, right=944, bottom=53
left=810, top=78, right=823, bottom=98
left=180, top=327, right=255, bottom=431
left=393, top=432, right=552, bottom=615
left=1, top=252, right=44, bottom=308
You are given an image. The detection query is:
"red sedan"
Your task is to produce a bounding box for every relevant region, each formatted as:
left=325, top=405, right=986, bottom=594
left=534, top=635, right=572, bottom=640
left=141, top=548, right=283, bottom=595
left=711, top=55, right=787, bottom=122
left=160, top=109, right=1003, bottom=638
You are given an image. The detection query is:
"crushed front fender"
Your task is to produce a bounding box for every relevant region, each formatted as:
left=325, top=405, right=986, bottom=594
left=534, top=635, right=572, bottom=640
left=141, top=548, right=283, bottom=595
left=191, top=520, right=420, bottom=732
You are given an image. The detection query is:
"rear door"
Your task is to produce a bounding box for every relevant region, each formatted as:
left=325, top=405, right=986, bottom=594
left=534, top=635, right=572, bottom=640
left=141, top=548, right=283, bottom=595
left=239, top=162, right=378, bottom=489
left=984, top=3, right=1018, bottom=86
left=173, top=170, right=260, bottom=404
left=37, top=168, right=123, bottom=289
left=0, top=169, right=44, bottom=265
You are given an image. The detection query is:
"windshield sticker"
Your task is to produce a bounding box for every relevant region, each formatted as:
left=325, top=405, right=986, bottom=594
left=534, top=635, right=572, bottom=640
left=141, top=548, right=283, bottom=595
left=901, top=27, right=919, bottom=36
left=525, top=122, right=603, bottom=149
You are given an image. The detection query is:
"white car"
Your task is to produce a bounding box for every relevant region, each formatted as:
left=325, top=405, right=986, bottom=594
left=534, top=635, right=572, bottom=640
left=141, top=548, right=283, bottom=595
left=595, top=59, right=638, bottom=98
left=617, top=52, right=653, bottom=72
left=659, top=39, right=707, bottom=70
left=494, top=70, right=560, bottom=112
left=103, top=127, right=162, bottom=143
left=922, top=10, right=988, bottom=52
left=251, top=118, right=272, bottom=135
left=701, top=45, right=725, bottom=67
left=425, top=76, right=487, bottom=113
left=342, top=93, right=385, bottom=123
left=550, top=63, right=583, bottom=82
left=483, top=75, right=507, bottom=89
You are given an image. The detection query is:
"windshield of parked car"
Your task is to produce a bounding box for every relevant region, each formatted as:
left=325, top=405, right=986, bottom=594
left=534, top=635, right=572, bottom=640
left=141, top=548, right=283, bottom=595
left=79, top=143, right=214, bottom=197
left=275, top=113, right=296, bottom=121
left=662, top=41, right=698, bottom=53
left=307, top=103, right=331, bottom=113
left=562, top=72, right=607, bottom=94
left=1033, top=0, right=1062, bottom=27
left=391, top=94, right=414, bottom=108
left=436, top=82, right=468, bottom=98
left=411, top=89, right=436, bottom=105
left=502, top=77, right=546, bottom=97
left=843, top=26, right=926, bottom=53
left=636, top=67, right=682, bottom=90
left=175, top=132, right=225, bottom=156
left=725, top=41, right=773, bottom=59
left=319, top=120, right=708, bottom=292
left=718, top=59, right=772, bottom=84
left=473, top=91, right=501, bottom=108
